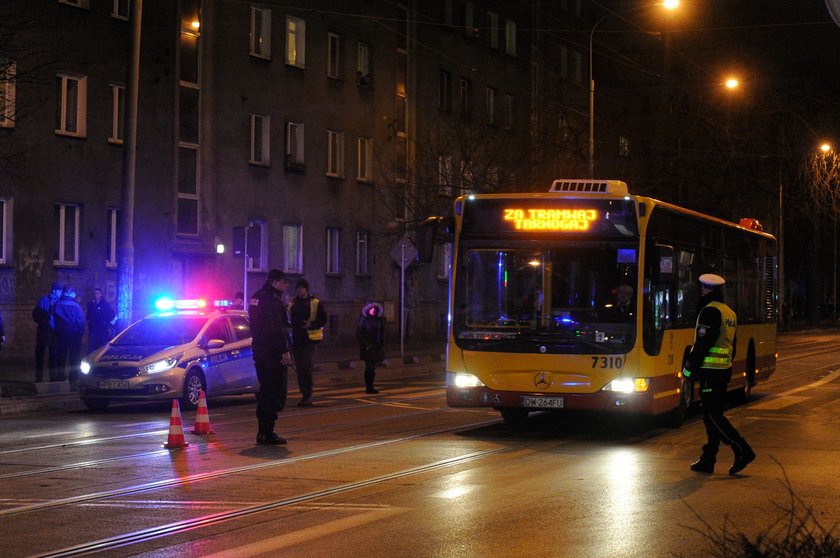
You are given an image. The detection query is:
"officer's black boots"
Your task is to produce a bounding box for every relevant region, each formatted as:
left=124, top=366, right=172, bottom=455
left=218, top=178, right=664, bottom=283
left=690, top=457, right=715, bottom=474
left=256, top=421, right=287, bottom=445
left=729, top=445, right=756, bottom=475
left=690, top=444, right=717, bottom=473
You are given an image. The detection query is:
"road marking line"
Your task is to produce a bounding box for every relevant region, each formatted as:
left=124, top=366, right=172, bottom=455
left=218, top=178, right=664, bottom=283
left=747, top=395, right=809, bottom=411
left=202, top=507, right=409, bottom=557
left=780, top=369, right=840, bottom=397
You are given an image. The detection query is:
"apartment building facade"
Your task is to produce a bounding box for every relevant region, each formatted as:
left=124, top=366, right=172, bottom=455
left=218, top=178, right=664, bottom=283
left=0, top=0, right=590, bottom=361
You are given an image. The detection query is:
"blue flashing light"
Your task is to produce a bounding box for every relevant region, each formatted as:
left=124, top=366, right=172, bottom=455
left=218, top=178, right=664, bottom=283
left=155, top=297, right=175, bottom=311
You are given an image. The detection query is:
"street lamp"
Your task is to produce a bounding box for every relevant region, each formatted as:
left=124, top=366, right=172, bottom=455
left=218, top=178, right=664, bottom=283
left=588, top=1, right=679, bottom=177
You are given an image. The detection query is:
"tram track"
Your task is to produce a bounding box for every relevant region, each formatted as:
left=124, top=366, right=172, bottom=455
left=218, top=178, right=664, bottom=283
left=31, top=441, right=515, bottom=558
left=0, top=414, right=500, bottom=518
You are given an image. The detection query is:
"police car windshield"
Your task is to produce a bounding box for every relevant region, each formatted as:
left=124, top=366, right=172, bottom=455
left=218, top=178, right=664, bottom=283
left=111, top=315, right=208, bottom=347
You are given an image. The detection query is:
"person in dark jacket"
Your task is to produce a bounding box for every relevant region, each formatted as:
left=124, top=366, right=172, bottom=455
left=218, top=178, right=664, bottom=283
left=86, top=287, right=116, bottom=354
left=32, top=282, right=62, bottom=382
left=356, top=302, right=385, bottom=394
left=684, top=273, right=755, bottom=476
left=53, top=285, right=86, bottom=386
left=288, top=278, right=327, bottom=407
left=248, top=269, right=292, bottom=445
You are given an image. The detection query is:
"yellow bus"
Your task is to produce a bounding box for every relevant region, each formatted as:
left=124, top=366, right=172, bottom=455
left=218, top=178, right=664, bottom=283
left=438, top=179, right=777, bottom=426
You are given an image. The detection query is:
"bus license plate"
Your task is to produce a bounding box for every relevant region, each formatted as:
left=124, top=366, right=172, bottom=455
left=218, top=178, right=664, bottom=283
left=521, top=396, right=564, bottom=409
left=99, top=380, right=130, bottom=389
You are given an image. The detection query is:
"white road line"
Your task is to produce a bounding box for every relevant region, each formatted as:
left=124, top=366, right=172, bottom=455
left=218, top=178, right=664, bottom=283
left=201, top=507, right=410, bottom=558
left=747, top=395, right=809, bottom=411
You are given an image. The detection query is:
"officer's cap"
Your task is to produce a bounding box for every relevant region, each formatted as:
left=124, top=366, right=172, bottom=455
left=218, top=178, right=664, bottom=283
left=699, top=273, right=725, bottom=288
left=267, top=269, right=286, bottom=282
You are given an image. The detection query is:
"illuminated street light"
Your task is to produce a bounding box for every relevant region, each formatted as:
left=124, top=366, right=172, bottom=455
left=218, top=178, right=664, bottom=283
left=725, top=77, right=739, bottom=89
left=821, top=143, right=832, bottom=153
left=588, top=1, right=679, bottom=177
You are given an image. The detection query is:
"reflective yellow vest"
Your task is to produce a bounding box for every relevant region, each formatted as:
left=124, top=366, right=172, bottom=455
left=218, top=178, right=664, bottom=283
left=694, top=300, right=736, bottom=369
left=307, top=298, right=324, bottom=341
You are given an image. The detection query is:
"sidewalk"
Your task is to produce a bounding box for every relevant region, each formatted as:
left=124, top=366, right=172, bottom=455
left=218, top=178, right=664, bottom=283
left=0, top=341, right=447, bottom=416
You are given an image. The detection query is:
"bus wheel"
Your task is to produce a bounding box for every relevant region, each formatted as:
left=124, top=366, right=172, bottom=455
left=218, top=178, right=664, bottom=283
left=660, top=377, right=692, bottom=428
left=500, top=408, right=530, bottom=426
left=738, top=343, right=757, bottom=402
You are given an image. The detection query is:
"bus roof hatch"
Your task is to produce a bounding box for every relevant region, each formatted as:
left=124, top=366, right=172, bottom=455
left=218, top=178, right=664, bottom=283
left=549, top=179, right=629, bottom=196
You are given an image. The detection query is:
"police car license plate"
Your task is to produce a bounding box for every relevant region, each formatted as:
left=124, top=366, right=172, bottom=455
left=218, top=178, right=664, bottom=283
left=520, top=396, right=564, bottom=409
left=99, top=380, right=130, bottom=389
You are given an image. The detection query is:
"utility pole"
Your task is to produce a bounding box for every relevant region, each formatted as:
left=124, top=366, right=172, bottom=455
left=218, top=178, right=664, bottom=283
left=118, top=0, right=142, bottom=326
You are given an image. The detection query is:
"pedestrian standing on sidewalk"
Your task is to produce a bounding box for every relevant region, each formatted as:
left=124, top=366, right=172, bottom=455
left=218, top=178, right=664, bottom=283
left=248, top=269, right=292, bottom=445
left=289, top=279, right=326, bottom=407
left=32, top=282, right=62, bottom=382
left=54, top=285, right=85, bottom=387
left=86, top=287, right=116, bottom=354
left=356, top=302, right=385, bottom=394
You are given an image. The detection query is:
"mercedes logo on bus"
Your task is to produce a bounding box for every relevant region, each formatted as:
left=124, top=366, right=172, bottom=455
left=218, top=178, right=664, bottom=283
left=534, top=372, right=552, bottom=389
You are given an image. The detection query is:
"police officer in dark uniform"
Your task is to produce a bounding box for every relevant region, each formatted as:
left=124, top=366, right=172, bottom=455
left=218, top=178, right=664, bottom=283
left=248, top=269, right=292, bottom=445
left=684, top=273, right=756, bottom=475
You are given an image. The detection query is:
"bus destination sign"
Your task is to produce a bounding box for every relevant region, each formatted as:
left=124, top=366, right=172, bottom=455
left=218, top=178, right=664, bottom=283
left=503, top=208, right=598, bottom=231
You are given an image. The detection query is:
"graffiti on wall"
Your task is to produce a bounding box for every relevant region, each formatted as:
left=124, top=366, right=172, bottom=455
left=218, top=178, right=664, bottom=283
left=17, top=243, right=47, bottom=280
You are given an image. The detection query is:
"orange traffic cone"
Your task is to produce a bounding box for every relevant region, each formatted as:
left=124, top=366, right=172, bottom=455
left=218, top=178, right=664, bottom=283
left=163, top=399, right=190, bottom=449
left=191, top=390, right=214, bottom=434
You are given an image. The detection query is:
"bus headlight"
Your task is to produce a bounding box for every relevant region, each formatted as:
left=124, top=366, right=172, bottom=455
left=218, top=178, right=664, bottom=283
left=603, top=378, right=649, bottom=393
left=144, top=355, right=182, bottom=374
left=80, top=360, right=91, bottom=375
left=450, top=373, right=485, bottom=388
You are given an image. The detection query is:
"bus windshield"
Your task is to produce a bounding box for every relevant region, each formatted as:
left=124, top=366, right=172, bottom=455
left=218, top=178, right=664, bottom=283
left=455, top=241, right=638, bottom=354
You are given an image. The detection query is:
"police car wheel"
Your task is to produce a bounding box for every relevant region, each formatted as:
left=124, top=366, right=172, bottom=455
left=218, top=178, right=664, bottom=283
left=181, top=369, right=205, bottom=411
left=82, top=398, right=110, bottom=412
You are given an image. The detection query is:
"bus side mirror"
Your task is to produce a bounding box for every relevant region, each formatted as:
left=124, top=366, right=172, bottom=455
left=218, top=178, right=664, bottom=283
left=416, top=216, right=444, bottom=263
left=654, top=244, right=675, bottom=284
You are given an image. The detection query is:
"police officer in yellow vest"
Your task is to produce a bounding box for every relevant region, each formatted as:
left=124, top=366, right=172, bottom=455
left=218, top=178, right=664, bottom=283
left=684, top=273, right=756, bottom=475
left=289, top=279, right=327, bottom=407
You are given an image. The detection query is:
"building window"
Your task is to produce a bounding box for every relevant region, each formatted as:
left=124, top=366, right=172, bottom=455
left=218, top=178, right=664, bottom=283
left=504, top=94, right=514, bottom=130
left=177, top=144, right=199, bottom=236
left=327, top=32, right=341, bottom=79
left=326, top=227, right=340, bottom=274
left=286, top=16, right=306, bottom=68
left=357, top=41, right=370, bottom=78
left=250, top=7, right=272, bottom=59
left=439, top=70, right=451, bottom=112
left=111, top=0, right=129, bottom=19
left=285, top=121, right=305, bottom=171
left=459, top=78, right=472, bottom=119
left=247, top=220, right=268, bottom=272
left=0, top=61, right=15, bottom=129
left=486, top=12, right=499, bottom=49
left=357, top=137, right=372, bottom=182
left=55, top=73, right=87, bottom=137
left=59, top=0, right=90, bottom=8
left=464, top=1, right=475, bottom=35
left=437, top=242, right=452, bottom=280
left=283, top=224, right=303, bottom=273
left=0, top=198, right=9, bottom=264
left=54, top=203, right=80, bottom=266
left=327, top=130, right=344, bottom=178
left=355, top=230, right=369, bottom=275
left=437, top=154, right=453, bottom=197
left=249, top=114, right=270, bottom=166
left=619, top=136, right=631, bottom=157
left=108, top=84, right=125, bottom=144
left=106, top=208, right=119, bottom=268
left=485, top=87, right=496, bottom=125
left=505, top=19, right=517, bottom=57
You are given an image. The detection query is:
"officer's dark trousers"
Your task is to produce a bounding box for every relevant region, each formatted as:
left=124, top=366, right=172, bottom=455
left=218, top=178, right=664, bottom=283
left=292, top=343, right=316, bottom=400
left=254, top=351, right=288, bottom=424
left=698, top=371, right=750, bottom=460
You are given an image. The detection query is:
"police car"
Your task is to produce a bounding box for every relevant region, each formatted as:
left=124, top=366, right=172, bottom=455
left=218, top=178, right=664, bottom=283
left=78, top=298, right=257, bottom=412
